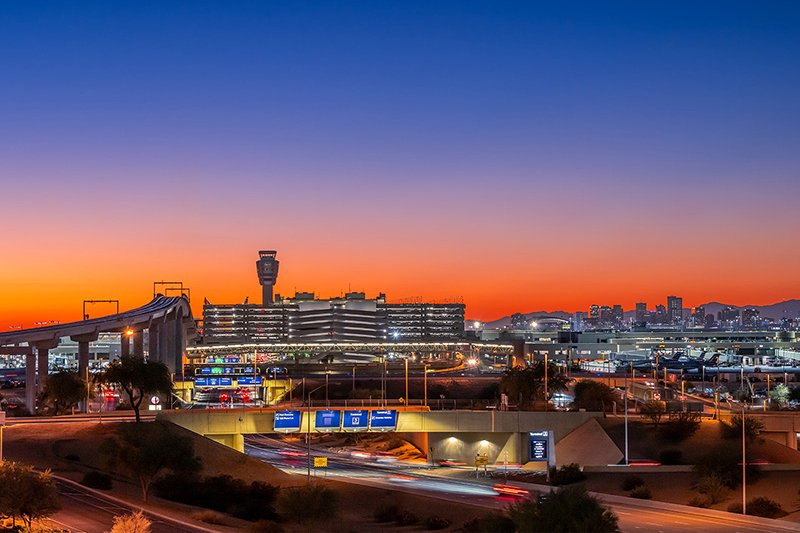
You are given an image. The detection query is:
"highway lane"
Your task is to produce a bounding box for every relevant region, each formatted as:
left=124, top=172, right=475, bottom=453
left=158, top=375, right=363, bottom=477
left=50, top=479, right=213, bottom=533
left=244, top=436, right=800, bottom=533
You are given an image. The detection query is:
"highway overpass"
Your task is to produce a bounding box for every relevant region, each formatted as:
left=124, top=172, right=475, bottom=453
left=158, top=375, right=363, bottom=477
left=0, top=295, right=196, bottom=412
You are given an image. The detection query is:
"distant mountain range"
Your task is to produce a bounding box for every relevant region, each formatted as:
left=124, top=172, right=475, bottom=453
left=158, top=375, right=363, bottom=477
left=478, top=300, right=800, bottom=329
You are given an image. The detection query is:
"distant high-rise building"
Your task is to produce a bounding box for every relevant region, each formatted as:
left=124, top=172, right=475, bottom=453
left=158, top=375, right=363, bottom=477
left=589, top=305, right=600, bottom=319
left=667, top=296, right=683, bottom=324
left=573, top=312, right=587, bottom=331
left=635, top=302, right=647, bottom=323
left=694, top=305, right=706, bottom=327
left=718, top=306, right=740, bottom=325
left=611, top=305, right=624, bottom=327
left=742, top=307, right=760, bottom=327
left=655, top=305, right=668, bottom=324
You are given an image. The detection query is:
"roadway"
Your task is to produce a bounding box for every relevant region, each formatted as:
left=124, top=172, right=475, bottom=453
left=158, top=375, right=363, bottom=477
left=48, top=478, right=213, bottom=533
left=244, top=436, right=800, bottom=533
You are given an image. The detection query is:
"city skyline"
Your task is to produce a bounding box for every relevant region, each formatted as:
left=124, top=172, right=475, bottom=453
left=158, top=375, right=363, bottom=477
left=3, top=2, right=800, bottom=325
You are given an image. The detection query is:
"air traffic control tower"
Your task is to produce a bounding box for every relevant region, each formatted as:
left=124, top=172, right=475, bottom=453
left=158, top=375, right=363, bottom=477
left=256, top=250, right=279, bottom=305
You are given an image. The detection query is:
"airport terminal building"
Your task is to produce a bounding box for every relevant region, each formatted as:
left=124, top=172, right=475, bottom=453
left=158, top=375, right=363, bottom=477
left=201, top=251, right=465, bottom=345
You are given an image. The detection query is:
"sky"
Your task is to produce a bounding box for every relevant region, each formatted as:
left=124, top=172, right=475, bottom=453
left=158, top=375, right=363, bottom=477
left=1, top=1, right=800, bottom=327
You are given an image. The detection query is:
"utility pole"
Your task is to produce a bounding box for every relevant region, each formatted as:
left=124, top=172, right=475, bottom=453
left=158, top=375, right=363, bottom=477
left=742, top=403, right=747, bottom=515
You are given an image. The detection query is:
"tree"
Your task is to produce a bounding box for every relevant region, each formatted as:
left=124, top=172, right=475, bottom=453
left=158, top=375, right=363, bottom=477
left=639, top=400, right=666, bottom=424
left=0, top=462, right=61, bottom=529
left=101, top=356, right=172, bottom=422
left=573, top=380, right=616, bottom=412
left=499, top=362, right=569, bottom=410
left=41, top=370, right=87, bottom=415
left=507, top=485, right=620, bottom=532
left=109, top=511, right=152, bottom=533
left=770, top=383, right=790, bottom=408
left=100, top=421, right=201, bottom=501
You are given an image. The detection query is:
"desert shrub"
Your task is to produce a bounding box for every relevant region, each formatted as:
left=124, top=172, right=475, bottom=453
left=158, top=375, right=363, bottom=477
left=727, top=497, right=786, bottom=518
left=507, top=485, right=620, bottom=532
left=620, top=475, right=644, bottom=491
left=154, top=473, right=277, bottom=521
left=462, top=513, right=516, bottom=533
left=658, top=449, right=683, bottom=465
left=550, top=463, right=586, bottom=485
left=395, top=509, right=419, bottom=526
left=191, top=510, right=226, bottom=525
left=688, top=496, right=710, bottom=508
left=425, top=515, right=451, bottom=530
left=658, top=412, right=700, bottom=442
left=65, top=454, right=81, bottom=462
left=80, top=471, right=112, bottom=490
left=248, top=520, right=284, bottom=533
left=640, top=400, right=666, bottom=424
left=374, top=504, right=400, bottom=522
left=277, top=483, right=337, bottom=523
left=693, top=445, right=761, bottom=489
left=110, top=511, right=151, bottom=533
left=695, top=474, right=729, bottom=504
left=722, top=416, right=764, bottom=443
left=629, top=486, right=652, bottom=499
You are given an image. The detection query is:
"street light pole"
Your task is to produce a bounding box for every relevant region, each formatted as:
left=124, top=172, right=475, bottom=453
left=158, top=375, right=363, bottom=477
left=404, top=358, right=409, bottom=407
left=544, top=352, right=548, bottom=411
left=424, top=364, right=428, bottom=408
left=624, top=372, right=629, bottom=465
left=306, top=384, right=326, bottom=482
left=742, top=403, right=747, bottom=515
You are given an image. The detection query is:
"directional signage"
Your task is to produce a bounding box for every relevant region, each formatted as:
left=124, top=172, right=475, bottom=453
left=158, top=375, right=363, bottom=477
left=274, top=410, right=302, bottom=433
left=194, top=377, right=233, bottom=387
left=369, top=409, right=397, bottom=431
left=529, top=431, right=549, bottom=461
left=315, top=410, right=341, bottom=432
left=342, top=410, right=369, bottom=432
left=236, top=377, right=263, bottom=386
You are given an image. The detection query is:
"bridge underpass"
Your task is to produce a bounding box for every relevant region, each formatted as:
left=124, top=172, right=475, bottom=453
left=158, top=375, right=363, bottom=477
left=0, top=295, right=197, bottom=413
left=159, top=409, right=613, bottom=467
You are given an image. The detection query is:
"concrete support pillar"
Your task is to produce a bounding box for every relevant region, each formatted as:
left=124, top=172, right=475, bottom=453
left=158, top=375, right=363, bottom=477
left=25, top=353, right=36, bottom=414
left=158, top=319, right=170, bottom=366
left=37, top=346, right=49, bottom=393
left=164, top=318, right=177, bottom=373
left=148, top=322, right=160, bottom=361
left=174, top=310, right=185, bottom=377
left=120, top=333, right=130, bottom=358
left=133, top=330, right=144, bottom=358
left=78, top=341, right=90, bottom=378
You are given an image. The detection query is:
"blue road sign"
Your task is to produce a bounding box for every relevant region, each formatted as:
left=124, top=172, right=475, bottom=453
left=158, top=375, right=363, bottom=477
left=315, top=410, right=342, bottom=431
left=274, top=410, right=302, bottom=432
left=342, top=410, right=369, bottom=431
left=369, top=409, right=397, bottom=431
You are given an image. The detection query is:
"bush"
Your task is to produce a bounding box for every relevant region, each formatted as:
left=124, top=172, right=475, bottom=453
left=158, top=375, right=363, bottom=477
left=249, top=520, right=285, bottom=533
left=688, top=496, right=711, bottom=508
left=658, top=449, right=683, bottom=465
left=728, top=497, right=786, bottom=518
left=620, top=475, right=644, bottom=491
left=80, top=471, right=112, bottom=490
left=550, top=463, right=586, bottom=485
left=722, top=416, right=764, bottom=443
left=640, top=400, right=666, bottom=424
left=629, top=486, right=652, bottom=499
left=374, top=504, right=400, bottom=522
left=693, top=445, right=761, bottom=489
left=277, top=483, right=337, bottom=523
left=153, top=473, right=278, bottom=521
left=190, top=510, right=226, bottom=525
left=658, top=412, right=700, bottom=442
left=110, top=511, right=151, bottom=533
left=507, top=485, right=620, bottom=532
left=462, top=513, right=516, bottom=533
left=395, top=509, right=419, bottom=526
left=425, top=515, right=451, bottom=530
left=695, top=474, right=729, bottom=504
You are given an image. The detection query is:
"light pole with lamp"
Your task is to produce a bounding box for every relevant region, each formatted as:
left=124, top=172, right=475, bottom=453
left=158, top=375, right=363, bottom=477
left=742, top=402, right=747, bottom=515
left=306, top=384, right=327, bottom=481
left=424, top=364, right=429, bottom=408
left=404, top=358, right=409, bottom=407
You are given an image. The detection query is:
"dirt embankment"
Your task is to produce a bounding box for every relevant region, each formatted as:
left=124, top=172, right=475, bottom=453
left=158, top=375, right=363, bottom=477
left=4, top=421, right=490, bottom=532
